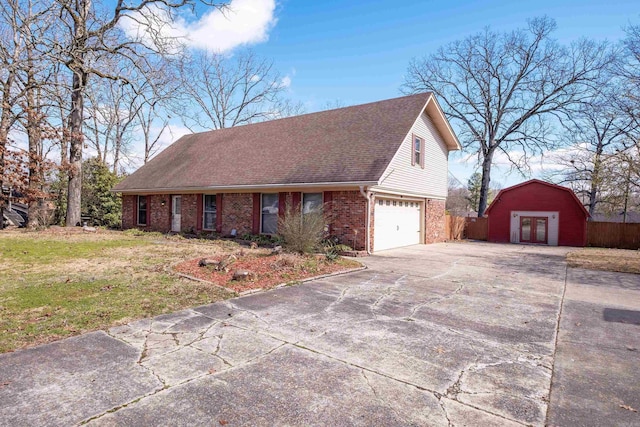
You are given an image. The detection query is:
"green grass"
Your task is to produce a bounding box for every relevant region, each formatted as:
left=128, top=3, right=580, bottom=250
left=0, top=235, right=147, bottom=264
left=0, top=230, right=234, bottom=353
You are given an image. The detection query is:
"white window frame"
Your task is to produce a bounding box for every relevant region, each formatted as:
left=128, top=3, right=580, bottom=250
left=137, top=195, right=147, bottom=226
left=301, top=192, right=323, bottom=216
left=260, top=193, right=279, bottom=234
left=413, top=135, right=424, bottom=167
left=202, top=194, right=216, bottom=231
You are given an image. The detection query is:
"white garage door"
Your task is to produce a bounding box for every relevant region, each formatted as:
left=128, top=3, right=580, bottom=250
left=374, top=198, right=421, bottom=251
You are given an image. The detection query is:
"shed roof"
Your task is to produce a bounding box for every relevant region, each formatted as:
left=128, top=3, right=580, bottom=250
left=113, top=93, right=460, bottom=193
left=484, top=179, right=590, bottom=218
left=484, top=179, right=591, bottom=218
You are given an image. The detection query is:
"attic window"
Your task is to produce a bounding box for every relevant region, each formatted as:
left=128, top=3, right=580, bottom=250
left=413, top=135, right=424, bottom=168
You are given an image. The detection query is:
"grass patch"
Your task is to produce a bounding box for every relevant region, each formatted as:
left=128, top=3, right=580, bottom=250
left=0, top=229, right=236, bottom=353
left=567, top=248, right=640, bottom=274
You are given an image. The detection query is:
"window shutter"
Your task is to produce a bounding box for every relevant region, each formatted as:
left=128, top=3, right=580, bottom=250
left=292, top=192, right=302, bottom=212
left=146, top=196, right=151, bottom=227
left=323, top=191, right=332, bottom=234
left=196, top=194, right=203, bottom=231
left=278, top=192, right=286, bottom=218
left=216, top=194, right=223, bottom=233
left=133, top=196, right=138, bottom=227
left=252, top=193, right=261, bottom=234
left=420, top=139, right=425, bottom=169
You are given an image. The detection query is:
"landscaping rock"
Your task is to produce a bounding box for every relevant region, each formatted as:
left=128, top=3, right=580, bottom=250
left=271, top=245, right=283, bottom=255
left=250, top=242, right=258, bottom=250
left=198, top=258, right=219, bottom=268
left=218, top=255, right=237, bottom=272
left=232, top=270, right=257, bottom=281
left=82, top=226, right=97, bottom=233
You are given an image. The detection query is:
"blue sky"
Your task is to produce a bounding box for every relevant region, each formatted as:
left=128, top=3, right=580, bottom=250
left=129, top=0, right=639, bottom=186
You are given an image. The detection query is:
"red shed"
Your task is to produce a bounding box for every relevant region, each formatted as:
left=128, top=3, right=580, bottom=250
left=485, top=179, right=589, bottom=247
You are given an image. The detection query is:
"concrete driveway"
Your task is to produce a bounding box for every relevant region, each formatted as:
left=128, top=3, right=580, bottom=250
left=1, top=242, right=638, bottom=426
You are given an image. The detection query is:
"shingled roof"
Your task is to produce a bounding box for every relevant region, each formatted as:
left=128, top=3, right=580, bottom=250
left=114, top=93, right=459, bottom=193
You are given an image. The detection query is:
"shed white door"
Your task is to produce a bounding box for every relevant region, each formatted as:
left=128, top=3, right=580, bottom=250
left=171, top=195, right=181, bottom=232
left=374, top=199, right=421, bottom=251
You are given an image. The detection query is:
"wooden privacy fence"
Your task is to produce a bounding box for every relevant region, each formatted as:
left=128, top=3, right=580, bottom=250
left=587, top=222, right=640, bottom=250
left=446, top=215, right=488, bottom=241
left=445, top=215, right=640, bottom=249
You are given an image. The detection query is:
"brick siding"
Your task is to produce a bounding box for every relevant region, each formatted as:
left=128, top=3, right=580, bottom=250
left=180, top=194, right=198, bottom=233
left=220, top=193, right=254, bottom=236
left=327, top=191, right=368, bottom=251
left=424, top=198, right=446, bottom=243
left=119, top=190, right=443, bottom=250
left=122, top=195, right=135, bottom=229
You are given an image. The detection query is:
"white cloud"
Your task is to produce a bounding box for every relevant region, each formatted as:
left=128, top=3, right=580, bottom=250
left=280, top=75, right=292, bottom=88
left=121, top=0, right=277, bottom=53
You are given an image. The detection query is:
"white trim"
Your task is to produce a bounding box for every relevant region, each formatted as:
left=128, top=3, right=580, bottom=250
left=137, top=195, right=147, bottom=226
left=260, top=192, right=279, bottom=235
left=370, top=186, right=446, bottom=200
left=202, top=194, right=216, bottom=231
left=113, top=181, right=378, bottom=194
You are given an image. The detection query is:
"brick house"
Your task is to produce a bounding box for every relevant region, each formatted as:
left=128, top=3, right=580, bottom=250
left=113, top=93, right=461, bottom=252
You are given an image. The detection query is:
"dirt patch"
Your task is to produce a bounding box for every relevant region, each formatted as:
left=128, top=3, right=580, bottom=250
left=174, top=253, right=362, bottom=293
left=567, top=248, right=640, bottom=274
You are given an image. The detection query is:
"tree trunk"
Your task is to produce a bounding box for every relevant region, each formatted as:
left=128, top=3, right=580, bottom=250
left=0, top=83, right=13, bottom=230
left=26, top=83, right=44, bottom=229
left=477, top=150, right=494, bottom=217
left=65, top=68, right=86, bottom=227
left=588, top=149, right=603, bottom=217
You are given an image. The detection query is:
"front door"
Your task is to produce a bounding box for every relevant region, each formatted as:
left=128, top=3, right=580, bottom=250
left=520, top=216, right=547, bottom=244
left=171, top=195, right=181, bottom=232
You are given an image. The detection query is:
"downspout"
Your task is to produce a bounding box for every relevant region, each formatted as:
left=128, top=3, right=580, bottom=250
left=359, top=185, right=372, bottom=255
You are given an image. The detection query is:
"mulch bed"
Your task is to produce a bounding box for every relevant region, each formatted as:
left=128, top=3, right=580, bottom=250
left=173, top=253, right=362, bottom=293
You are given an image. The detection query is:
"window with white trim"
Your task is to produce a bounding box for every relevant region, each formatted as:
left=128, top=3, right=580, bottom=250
left=413, top=136, right=423, bottom=166
left=137, top=196, right=147, bottom=225
left=203, top=195, right=216, bottom=230
left=302, top=193, right=323, bottom=215
left=261, top=193, right=278, bottom=234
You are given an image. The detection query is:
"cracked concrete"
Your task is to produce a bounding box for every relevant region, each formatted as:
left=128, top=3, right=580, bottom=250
left=0, top=241, right=638, bottom=426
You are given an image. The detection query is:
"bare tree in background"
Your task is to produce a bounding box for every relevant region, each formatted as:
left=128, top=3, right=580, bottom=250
left=549, top=86, right=638, bottom=216
left=179, top=50, right=298, bottom=130
left=51, top=0, right=223, bottom=226
left=85, top=75, right=144, bottom=172
left=403, top=17, right=612, bottom=216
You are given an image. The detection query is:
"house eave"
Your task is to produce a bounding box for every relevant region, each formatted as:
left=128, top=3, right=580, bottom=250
left=112, top=181, right=379, bottom=194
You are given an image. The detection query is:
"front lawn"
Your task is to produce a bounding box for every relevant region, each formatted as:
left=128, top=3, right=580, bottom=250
left=567, top=247, right=640, bottom=274
left=0, top=229, right=360, bottom=353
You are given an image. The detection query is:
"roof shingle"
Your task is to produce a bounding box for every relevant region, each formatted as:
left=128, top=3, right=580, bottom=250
left=114, top=93, right=435, bottom=192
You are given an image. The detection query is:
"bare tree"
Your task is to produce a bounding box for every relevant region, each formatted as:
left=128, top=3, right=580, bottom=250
left=0, top=0, right=28, bottom=228
left=550, top=83, right=638, bottom=216
left=85, top=75, right=144, bottom=172
left=403, top=17, right=612, bottom=216
left=50, top=0, right=223, bottom=226
left=179, top=50, right=294, bottom=130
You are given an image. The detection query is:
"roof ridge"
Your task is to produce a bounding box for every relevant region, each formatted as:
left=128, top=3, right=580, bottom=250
left=188, top=92, right=432, bottom=137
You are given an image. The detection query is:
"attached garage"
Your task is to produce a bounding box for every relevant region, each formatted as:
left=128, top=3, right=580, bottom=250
left=485, top=180, right=589, bottom=247
left=373, top=198, right=422, bottom=251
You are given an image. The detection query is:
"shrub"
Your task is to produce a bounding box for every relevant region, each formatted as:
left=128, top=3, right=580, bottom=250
left=277, top=204, right=327, bottom=254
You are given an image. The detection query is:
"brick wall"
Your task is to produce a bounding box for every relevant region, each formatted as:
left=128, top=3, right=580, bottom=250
left=180, top=194, right=199, bottom=233
left=122, top=195, right=135, bottom=229
left=328, top=191, right=368, bottom=251
left=220, top=193, right=254, bottom=236
left=424, top=198, right=446, bottom=243
left=147, top=195, right=170, bottom=232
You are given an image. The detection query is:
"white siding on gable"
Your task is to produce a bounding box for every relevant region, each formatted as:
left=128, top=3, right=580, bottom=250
left=375, top=111, right=449, bottom=198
